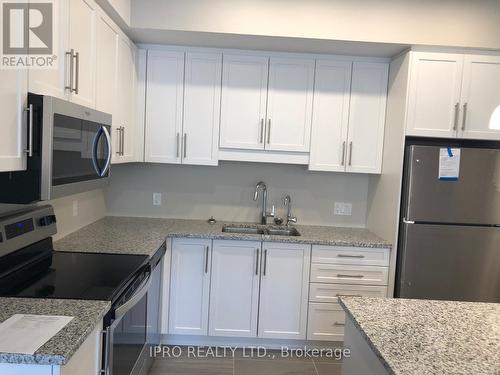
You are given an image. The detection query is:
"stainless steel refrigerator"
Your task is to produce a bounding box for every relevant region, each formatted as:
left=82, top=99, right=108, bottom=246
left=396, top=145, right=500, bottom=302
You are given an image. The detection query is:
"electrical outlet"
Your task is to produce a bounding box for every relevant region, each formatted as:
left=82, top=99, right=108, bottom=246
left=334, top=202, right=352, bottom=216
left=72, top=200, right=78, bottom=217
left=152, top=193, right=162, bottom=206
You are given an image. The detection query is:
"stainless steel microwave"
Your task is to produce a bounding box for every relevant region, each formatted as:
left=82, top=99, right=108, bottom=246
left=0, top=94, right=112, bottom=204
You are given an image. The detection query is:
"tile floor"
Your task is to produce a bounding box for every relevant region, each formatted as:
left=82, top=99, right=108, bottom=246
left=149, top=347, right=342, bottom=375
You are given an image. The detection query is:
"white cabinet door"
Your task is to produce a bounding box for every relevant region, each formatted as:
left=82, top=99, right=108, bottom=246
left=219, top=54, right=269, bottom=150
left=95, top=14, right=118, bottom=117
left=346, top=62, right=388, bottom=174
left=266, top=57, right=315, bottom=152
left=459, top=54, right=500, bottom=140
left=68, top=0, right=97, bottom=108
left=28, top=0, right=69, bottom=99
left=406, top=52, right=464, bottom=138
left=258, top=242, right=310, bottom=340
left=169, top=238, right=211, bottom=335
left=182, top=52, right=222, bottom=165
left=209, top=240, right=261, bottom=338
left=114, top=37, right=137, bottom=163
left=309, top=60, right=352, bottom=172
left=0, top=69, right=28, bottom=172
left=145, top=50, right=184, bottom=164
left=307, top=303, right=345, bottom=341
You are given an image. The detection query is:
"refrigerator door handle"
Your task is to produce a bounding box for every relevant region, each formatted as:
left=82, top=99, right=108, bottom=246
left=403, top=218, right=415, bottom=224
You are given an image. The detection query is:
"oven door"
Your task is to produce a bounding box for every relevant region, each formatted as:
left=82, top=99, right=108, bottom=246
left=103, top=270, right=151, bottom=375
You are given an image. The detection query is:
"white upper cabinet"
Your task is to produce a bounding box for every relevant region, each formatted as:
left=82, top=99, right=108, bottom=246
left=145, top=50, right=185, bottom=164
left=309, top=60, right=352, bottom=172
left=459, top=54, right=500, bottom=140
left=209, top=240, right=261, bottom=338
left=406, top=52, right=464, bottom=138
left=114, top=37, right=138, bottom=163
left=258, top=242, right=310, bottom=340
left=28, top=0, right=69, bottom=99
left=219, top=54, right=269, bottom=150
left=67, top=0, right=97, bottom=108
left=406, top=51, right=500, bottom=140
left=266, top=57, right=315, bottom=152
left=0, top=69, right=28, bottom=172
left=95, top=14, right=118, bottom=117
left=346, top=62, right=388, bottom=174
left=182, top=52, right=222, bottom=166
left=169, top=238, right=212, bottom=336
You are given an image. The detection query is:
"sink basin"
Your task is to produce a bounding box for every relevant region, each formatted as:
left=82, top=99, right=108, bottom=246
left=222, top=225, right=265, bottom=235
left=266, top=227, right=301, bottom=237
left=222, top=225, right=301, bottom=237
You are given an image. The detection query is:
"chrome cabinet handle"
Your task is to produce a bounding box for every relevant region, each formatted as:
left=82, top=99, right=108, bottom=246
left=337, top=254, right=365, bottom=258
left=176, top=133, right=180, bottom=158
left=205, top=246, right=209, bottom=273
left=260, top=119, right=264, bottom=143
left=121, top=127, right=125, bottom=156
left=341, top=141, right=346, bottom=166
left=348, top=142, right=353, bottom=166
left=263, top=249, right=268, bottom=276
left=65, top=49, right=74, bottom=91
left=74, top=51, right=79, bottom=94
left=267, top=119, right=271, bottom=144
left=183, top=133, right=187, bottom=158
left=453, top=102, right=459, bottom=130
left=24, top=104, right=33, bottom=157
left=100, top=326, right=111, bottom=375
left=335, top=293, right=362, bottom=297
left=337, top=274, right=364, bottom=278
left=462, top=103, right=467, bottom=131
left=116, top=127, right=121, bottom=155
left=332, top=322, right=345, bottom=327
left=255, top=248, right=260, bottom=275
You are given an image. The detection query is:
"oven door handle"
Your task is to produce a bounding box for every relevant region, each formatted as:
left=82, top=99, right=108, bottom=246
left=114, top=271, right=152, bottom=320
left=91, top=126, right=112, bottom=178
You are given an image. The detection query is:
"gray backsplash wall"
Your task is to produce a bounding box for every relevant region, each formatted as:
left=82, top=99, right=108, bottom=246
left=106, top=161, right=369, bottom=227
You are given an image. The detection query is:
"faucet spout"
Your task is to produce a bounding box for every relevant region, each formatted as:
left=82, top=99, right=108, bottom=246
left=253, top=181, right=273, bottom=224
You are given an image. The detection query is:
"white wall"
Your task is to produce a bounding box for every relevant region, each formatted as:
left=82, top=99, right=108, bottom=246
left=131, top=0, right=500, bottom=50
left=0, top=190, right=107, bottom=241
left=106, top=162, right=369, bottom=227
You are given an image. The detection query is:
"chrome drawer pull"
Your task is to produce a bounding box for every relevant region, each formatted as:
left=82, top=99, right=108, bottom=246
left=337, top=274, right=364, bottom=278
left=333, top=322, right=345, bottom=327
left=337, top=254, right=365, bottom=258
left=335, top=293, right=362, bottom=297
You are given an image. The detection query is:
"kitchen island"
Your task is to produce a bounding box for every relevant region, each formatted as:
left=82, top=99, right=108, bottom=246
left=339, top=296, right=500, bottom=375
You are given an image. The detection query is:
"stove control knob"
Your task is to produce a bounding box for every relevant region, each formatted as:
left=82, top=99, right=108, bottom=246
left=39, top=215, right=57, bottom=226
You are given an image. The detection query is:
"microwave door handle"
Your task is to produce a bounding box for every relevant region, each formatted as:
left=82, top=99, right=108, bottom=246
left=114, top=271, right=152, bottom=320
left=100, top=126, right=112, bottom=177
left=91, top=127, right=103, bottom=176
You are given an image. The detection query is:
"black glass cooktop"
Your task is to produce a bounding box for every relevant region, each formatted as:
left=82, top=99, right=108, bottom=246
left=0, top=239, right=148, bottom=302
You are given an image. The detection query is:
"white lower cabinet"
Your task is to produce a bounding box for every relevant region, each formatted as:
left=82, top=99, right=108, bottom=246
left=258, top=242, right=311, bottom=340
left=168, top=238, right=212, bottom=335
left=209, top=240, right=261, bottom=337
left=307, top=303, right=345, bottom=341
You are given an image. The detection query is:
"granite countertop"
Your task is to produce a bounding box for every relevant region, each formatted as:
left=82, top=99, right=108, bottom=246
left=339, top=297, right=500, bottom=375
left=0, top=298, right=110, bottom=366
left=54, top=216, right=391, bottom=256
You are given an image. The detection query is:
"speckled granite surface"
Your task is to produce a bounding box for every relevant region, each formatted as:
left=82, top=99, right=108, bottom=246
left=339, top=297, right=500, bottom=375
left=54, top=216, right=390, bottom=256
left=0, top=298, right=110, bottom=365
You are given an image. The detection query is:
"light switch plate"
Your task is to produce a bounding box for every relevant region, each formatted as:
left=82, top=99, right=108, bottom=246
left=334, top=202, right=352, bottom=216
left=152, top=193, right=162, bottom=206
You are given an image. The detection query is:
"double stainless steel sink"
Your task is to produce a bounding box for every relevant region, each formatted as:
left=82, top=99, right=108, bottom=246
left=222, top=224, right=301, bottom=237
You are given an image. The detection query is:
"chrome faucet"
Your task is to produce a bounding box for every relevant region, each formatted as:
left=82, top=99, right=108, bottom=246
left=253, top=181, right=275, bottom=225
left=283, top=194, right=297, bottom=226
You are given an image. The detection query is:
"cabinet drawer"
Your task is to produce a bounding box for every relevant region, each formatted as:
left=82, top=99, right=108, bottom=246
left=310, top=264, right=388, bottom=285
left=309, top=283, right=387, bottom=303
left=312, top=245, right=390, bottom=266
left=307, top=303, right=345, bottom=341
